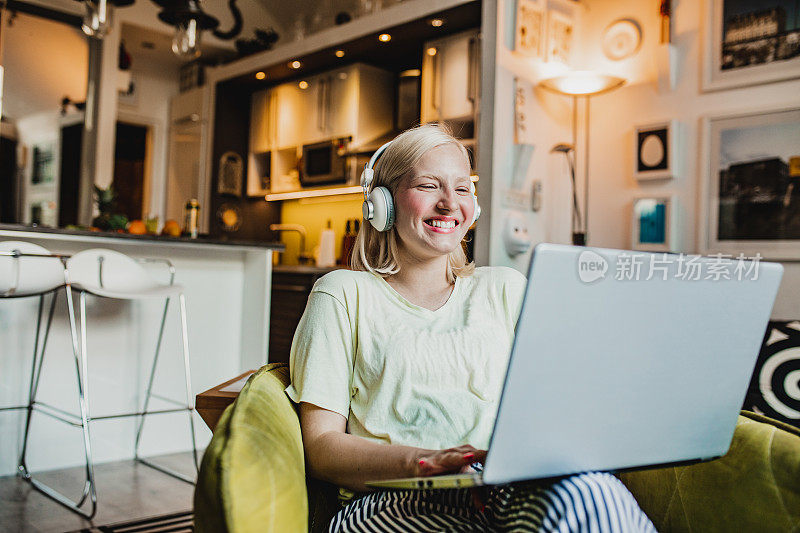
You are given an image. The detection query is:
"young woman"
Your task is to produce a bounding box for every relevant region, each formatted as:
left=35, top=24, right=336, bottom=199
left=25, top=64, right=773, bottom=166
left=286, top=125, right=655, bottom=532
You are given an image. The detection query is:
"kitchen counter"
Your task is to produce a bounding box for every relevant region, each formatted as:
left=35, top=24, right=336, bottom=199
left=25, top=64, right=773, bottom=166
left=0, top=226, right=279, bottom=476
left=272, top=264, right=342, bottom=274
left=0, top=224, right=285, bottom=253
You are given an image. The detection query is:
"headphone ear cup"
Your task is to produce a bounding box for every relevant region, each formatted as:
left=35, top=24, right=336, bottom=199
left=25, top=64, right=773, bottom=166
left=471, top=198, right=481, bottom=226
left=470, top=183, right=481, bottom=227
left=369, top=186, right=395, bottom=232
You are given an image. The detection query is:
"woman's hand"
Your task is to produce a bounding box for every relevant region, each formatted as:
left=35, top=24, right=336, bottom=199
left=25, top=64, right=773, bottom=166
left=411, top=444, right=487, bottom=477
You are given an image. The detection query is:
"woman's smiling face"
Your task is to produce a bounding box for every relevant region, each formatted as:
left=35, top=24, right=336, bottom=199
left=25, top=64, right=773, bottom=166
left=392, top=143, right=474, bottom=262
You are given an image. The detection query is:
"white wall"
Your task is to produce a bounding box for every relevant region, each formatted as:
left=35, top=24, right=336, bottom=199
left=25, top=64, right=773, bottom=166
left=574, top=0, right=800, bottom=319
left=477, top=0, right=578, bottom=270
left=482, top=0, right=800, bottom=319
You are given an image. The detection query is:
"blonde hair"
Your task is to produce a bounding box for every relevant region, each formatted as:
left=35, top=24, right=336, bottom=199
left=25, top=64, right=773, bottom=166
left=351, top=124, right=476, bottom=283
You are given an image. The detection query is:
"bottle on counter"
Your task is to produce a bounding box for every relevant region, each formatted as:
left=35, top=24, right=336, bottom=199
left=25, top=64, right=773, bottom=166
left=184, top=199, right=200, bottom=238
left=316, top=219, right=336, bottom=268
left=340, top=219, right=356, bottom=267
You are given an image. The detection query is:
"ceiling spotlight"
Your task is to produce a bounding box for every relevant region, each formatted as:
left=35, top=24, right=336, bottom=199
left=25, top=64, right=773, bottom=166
left=427, top=47, right=437, bottom=56
left=255, top=71, right=266, bottom=80
left=289, top=60, right=301, bottom=69
left=430, top=18, right=444, bottom=27
left=335, top=49, right=345, bottom=58
left=298, top=81, right=309, bottom=89
left=378, top=33, right=391, bottom=42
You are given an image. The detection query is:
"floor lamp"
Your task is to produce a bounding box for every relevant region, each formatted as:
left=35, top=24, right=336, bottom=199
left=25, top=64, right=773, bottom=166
left=538, top=72, right=625, bottom=245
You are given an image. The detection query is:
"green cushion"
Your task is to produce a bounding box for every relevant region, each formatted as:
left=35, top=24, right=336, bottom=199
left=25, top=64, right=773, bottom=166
left=196, top=364, right=800, bottom=532
left=194, top=364, right=314, bottom=533
left=620, top=411, right=800, bottom=532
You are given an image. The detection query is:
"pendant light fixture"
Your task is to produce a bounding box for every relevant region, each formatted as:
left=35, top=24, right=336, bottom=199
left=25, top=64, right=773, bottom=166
left=78, top=0, right=133, bottom=38
left=153, top=0, right=219, bottom=59
left=73, top=0, right=242, bottom=59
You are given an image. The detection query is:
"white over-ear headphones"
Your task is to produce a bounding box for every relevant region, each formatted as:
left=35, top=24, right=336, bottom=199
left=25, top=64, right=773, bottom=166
left=360, top=141, right=481, bottom=232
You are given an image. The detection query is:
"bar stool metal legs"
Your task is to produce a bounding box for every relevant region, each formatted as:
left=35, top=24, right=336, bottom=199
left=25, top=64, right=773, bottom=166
left=131, top=293, right=199, bottom=483
left=17, top=287, right=98, bottom=519
left=7, top=247, right=200, bottom=518
left=63, top=250, right=200, bottom=490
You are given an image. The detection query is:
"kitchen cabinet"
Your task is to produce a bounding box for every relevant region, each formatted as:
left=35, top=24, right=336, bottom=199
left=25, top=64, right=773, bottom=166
left=249, top=89, right=276, bottom=154
left=272, top=63, right=393, bottom=150
left=274, top=81, right=310, bottom=150
left=421, top=29, right=481, bottom=124
left=248, top=89, right=276, bottom=195
left=251, top=63, right=393, bottom=195
left=269, top=266, right=339, bottom=364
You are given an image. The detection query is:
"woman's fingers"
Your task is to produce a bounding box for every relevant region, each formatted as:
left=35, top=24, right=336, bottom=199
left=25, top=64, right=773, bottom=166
left=416, top=447, right=487, bottom=476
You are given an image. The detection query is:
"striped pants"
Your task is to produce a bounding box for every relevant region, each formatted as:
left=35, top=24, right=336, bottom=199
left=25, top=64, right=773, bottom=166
left=329, top=472, right=656, bottom=532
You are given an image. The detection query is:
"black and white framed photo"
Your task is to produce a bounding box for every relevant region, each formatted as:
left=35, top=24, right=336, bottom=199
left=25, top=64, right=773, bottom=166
left=699, top=107, right=800, bottom=259
left=634, top=121, right=676, bottom=181
left=744, top=320, right=800, bottom=430
left=631, top=195, right=677, bottom=252
left=702, top=0, right=800, bottom=92
left=514, top=0, right=545, bottom=58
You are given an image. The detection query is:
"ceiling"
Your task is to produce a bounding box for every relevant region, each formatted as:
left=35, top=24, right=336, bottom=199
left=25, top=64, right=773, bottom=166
left=0, top=1, right=481, bottom=123
left=226, top=2, right=482, bottom=91
left=251, top=0, right=366, bottom=37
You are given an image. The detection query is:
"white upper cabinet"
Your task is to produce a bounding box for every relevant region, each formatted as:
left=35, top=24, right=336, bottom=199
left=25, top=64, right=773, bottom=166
left=249, top=88, right=276, bottom=154
left=421, top=29, right=481, bottom=124
left=274, top=80, right=314, bottom=149
left=272, top=63, right=393, bottom=148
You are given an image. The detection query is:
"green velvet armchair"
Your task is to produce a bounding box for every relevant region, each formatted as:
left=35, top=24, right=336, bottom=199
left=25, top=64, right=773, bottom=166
left=194, top=364, right=800, bottom=532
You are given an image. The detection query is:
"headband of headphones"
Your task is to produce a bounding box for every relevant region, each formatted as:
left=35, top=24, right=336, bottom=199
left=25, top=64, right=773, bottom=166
left=360, top=140, right=394, bottom=192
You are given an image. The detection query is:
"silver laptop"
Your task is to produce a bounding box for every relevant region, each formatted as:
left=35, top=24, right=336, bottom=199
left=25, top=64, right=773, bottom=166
left=367, top=243, right=783, bottom=489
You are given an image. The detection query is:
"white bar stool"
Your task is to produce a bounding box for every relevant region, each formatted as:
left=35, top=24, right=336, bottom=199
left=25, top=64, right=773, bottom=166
left=65, top=248, right=199, bottom=487
left=0, top=241, right=96, bottom=518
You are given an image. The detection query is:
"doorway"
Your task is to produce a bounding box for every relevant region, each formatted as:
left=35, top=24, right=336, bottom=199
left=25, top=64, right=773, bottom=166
left=113, top=121, right=150, bottom=221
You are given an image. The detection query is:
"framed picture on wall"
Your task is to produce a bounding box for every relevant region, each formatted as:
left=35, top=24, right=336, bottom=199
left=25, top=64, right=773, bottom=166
left=631, top=195, right=677, bottom=252
left=514, top=0, right=545, bottom=57
left=546, top=10, right=574, bottom=64
left=634, top=121, right=677, bottom=181
left=702, top=0, right=800, bottom=91
left=31, top=143, right=56, bottom=185
left=699, top=107, right=800, bottom=259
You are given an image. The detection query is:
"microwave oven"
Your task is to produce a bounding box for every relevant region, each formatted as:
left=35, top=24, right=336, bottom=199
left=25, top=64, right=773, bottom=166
left=300, top=137, right=351, bottom=186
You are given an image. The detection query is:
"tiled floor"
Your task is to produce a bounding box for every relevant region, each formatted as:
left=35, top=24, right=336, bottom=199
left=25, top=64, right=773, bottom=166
left=0, top=452, right=196, bottom=532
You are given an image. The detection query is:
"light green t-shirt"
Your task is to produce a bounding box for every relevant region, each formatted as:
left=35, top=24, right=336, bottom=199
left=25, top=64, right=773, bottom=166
left=285, top=266, right=527, bottom=450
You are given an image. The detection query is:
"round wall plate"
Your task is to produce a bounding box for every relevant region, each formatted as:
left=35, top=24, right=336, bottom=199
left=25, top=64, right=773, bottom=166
left=217, top=204, right=242, bottom=232
left=602, top=19, right=642, bottom=61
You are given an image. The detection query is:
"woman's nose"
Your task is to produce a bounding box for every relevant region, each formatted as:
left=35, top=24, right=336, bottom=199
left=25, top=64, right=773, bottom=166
left=437, top=187, right=458, bottom=211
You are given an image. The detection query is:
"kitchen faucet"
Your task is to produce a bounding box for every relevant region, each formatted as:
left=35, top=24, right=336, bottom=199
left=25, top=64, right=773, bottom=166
left=269, top=223, right=314, bottom=265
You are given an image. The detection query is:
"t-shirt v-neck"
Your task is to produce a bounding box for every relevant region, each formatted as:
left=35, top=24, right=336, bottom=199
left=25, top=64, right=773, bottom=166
left=374, top=273, right=462, bottom=315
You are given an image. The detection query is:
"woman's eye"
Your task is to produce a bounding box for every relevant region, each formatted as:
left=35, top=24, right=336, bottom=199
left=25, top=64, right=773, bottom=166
left=418, top=184, right=436, bottom=190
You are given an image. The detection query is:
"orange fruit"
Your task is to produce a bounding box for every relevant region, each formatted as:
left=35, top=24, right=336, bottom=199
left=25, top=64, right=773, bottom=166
left=128, top=220, right=147, bottom=234
left=162, top=219, right=181, bottom=237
